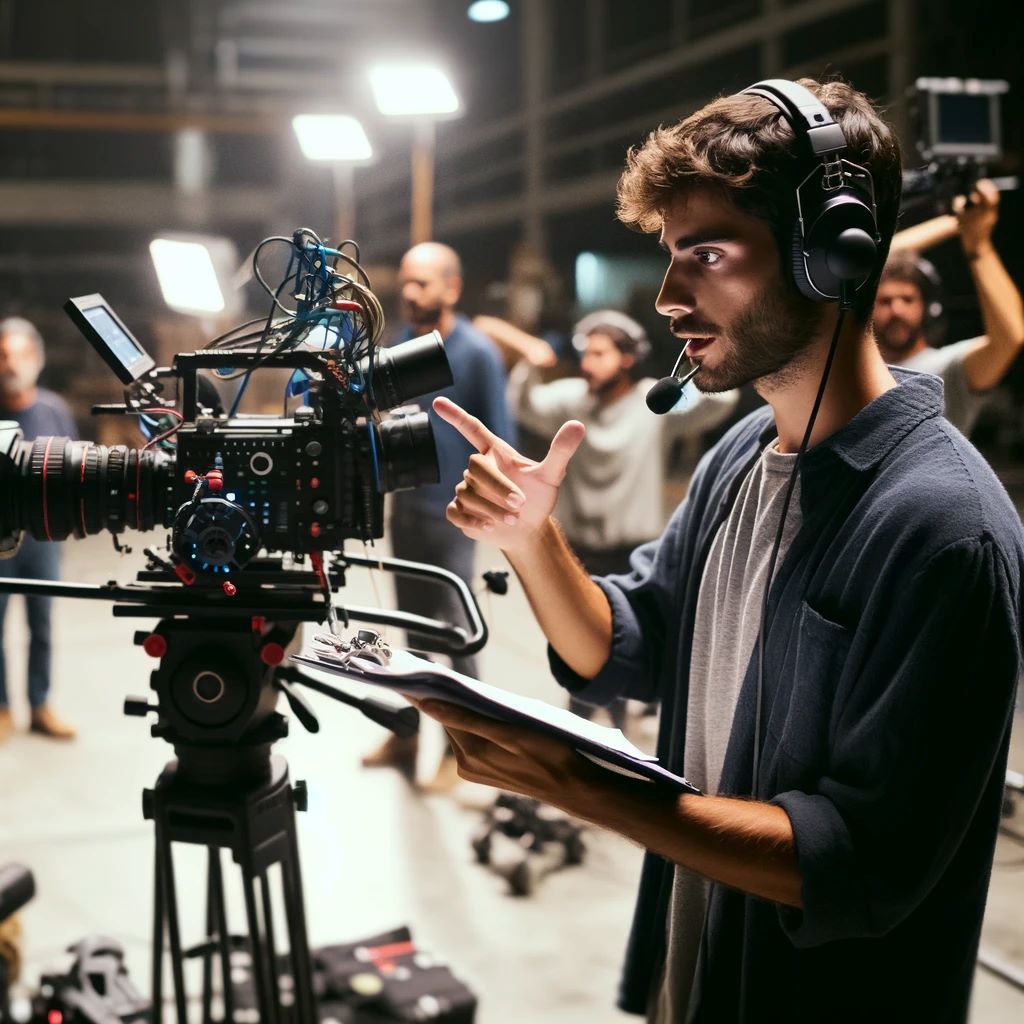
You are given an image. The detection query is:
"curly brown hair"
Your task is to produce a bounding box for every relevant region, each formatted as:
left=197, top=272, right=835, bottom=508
left=616, top=78, right=903, bottom=320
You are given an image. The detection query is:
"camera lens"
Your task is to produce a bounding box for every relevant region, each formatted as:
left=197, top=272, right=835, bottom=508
left=4, top=436, right=172, bottom=542
left=362, top=331, right=453, bottom=410
left=376, top=411, right=439, bottom=492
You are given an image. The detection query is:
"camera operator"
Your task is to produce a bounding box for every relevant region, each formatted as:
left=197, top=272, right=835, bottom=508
left=361, top=242, right=516, bottom=790
left=875, top=178, right=1024, bottom=434
left=0, top=317, right=77, bottom=742
left=412, top=78, right=1023, bottom=1021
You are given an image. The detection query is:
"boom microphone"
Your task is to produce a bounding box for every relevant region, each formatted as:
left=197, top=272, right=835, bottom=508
left=646, top=343, right=701, bottom=414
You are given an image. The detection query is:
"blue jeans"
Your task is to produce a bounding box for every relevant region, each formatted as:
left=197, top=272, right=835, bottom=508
left=0, top=537, right=62, bottom=709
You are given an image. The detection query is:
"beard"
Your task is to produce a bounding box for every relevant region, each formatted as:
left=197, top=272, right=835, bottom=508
left=873, top=315, right=922, bottom=358
left=405, top=301, right=443, bottom=327
left=689, top=278, right=822, bottom=394
left=584, top=368, right=631, bottom=399
left=0, top=366, right=38, bottom=396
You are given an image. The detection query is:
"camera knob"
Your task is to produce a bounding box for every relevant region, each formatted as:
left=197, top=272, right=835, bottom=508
left=124, top=696, right=157, bottom=718
left=305, top=440, right=323, bottom=457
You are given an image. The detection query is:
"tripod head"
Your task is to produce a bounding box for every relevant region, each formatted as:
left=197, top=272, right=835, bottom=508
left=0, top=550, right=488, bottom=786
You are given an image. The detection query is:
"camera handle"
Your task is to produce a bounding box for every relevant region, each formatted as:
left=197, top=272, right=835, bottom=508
left=0, top=550, right=488, bottom=657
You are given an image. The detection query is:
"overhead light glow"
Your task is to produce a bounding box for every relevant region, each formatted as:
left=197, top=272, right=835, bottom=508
left=467, top=1, right=509, bottom=22
left=150, top=238, right=225, bottom=314
left=291, top=114, right=373, bottom=162
left=369, top=64, right=460, bottom=117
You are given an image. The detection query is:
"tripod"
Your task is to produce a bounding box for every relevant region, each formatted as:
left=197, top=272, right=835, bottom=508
left=124, top=605, right=431, bottom=1024
left=146, top=748, right=313, bottom=1024
left=3, top=552, right=488, bottom=1023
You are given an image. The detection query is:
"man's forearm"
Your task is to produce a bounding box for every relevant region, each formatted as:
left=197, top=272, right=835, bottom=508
left=889, top=214, right=958, bottom=254
left=505, top=517, right=612, bottom=679
left=554, top=763, right=802, bottom=908
left=963, top=242, right=1024, bottom=391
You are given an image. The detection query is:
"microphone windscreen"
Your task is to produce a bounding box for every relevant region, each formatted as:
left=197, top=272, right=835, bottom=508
left=646, top=376, right=683, bottom=414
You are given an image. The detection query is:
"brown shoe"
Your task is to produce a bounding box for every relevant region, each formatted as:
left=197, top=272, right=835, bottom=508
left=361, top=732, right=418, bottom=773
left=0, top=708, right=13, bottom=744
left=29, top=705, right=77, bottom=740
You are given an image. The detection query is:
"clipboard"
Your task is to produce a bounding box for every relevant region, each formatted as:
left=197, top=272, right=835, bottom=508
left=292, top=645, right=701, bottom=795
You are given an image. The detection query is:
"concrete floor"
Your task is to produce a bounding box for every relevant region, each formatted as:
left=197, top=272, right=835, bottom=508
left=2, top=531, right=1023, bottom=1022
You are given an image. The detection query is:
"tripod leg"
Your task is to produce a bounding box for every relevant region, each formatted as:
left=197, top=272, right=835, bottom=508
left=202, top=848, right=216, bottom=1024
left=281, top=816, right=316, bottom=1024
left=242, top=871, right=278, bottom=1024
left=161, top=833, right=189, bottom=1024
left=151, top=833, right=164, bottom=1024
left=259, top=871, right=282, bottom=1011
left=209, top=849, right=235, bottom=1024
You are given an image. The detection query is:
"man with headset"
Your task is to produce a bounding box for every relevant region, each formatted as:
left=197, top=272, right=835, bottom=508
left=413, top=78, right=1023, bottom=1021
left=874, top=177, right=1024, bottom=434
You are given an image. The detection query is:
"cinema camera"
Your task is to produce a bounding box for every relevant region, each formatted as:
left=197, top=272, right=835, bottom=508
left=0, top=229, right=490, bottom=1024
left=0, top=228, right=450, bottom=585
left=903, top=77, right=1012, bottom=211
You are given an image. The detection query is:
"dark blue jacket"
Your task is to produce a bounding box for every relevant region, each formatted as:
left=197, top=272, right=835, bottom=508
left=551, top=370, right=1024, bottom=1022
left=392, top=315, right=515, bottom=514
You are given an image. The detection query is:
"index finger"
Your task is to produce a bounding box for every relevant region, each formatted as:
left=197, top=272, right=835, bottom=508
left=433, top=396, right=498, bottom=453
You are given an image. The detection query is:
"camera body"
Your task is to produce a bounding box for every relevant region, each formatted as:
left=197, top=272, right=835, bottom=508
left=0, top=234, right=452, bottom=582
left=904, top=77, right=1010, bottom=211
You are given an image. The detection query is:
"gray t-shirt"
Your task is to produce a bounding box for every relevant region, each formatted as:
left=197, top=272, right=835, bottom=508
left=901, top=337, right=986, bottom=436
left=508, top=362, right=737, bottom=549
left=654, top=442, right=802, bottom=1023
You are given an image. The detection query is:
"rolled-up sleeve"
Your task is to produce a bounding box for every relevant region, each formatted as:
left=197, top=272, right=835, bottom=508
left=547, top=491, right=696, bottom=707
left=772, top=537, right=1020, bottom=947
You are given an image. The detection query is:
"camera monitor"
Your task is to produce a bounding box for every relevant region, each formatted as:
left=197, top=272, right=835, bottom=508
left=64, top=294, right=155, bottom=385
left=915, top=77, right=1008, bottom=161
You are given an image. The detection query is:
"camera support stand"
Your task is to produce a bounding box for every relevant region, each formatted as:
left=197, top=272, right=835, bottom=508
left=2, top=554, right=489, bottom=1022
left=145, top=749, right=314, bottom=1024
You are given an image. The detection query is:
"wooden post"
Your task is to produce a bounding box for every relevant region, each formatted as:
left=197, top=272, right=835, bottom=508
left=410, top=119, right=436, bottom=245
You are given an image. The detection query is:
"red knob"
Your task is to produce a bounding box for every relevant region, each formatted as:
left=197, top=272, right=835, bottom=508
left=310, top=477, right=320, bottom=489
left=310, top=523, right=321, bottom=538
left=222, top=581, right=237, bottom=597
left=261, top=643, right=285, bottom=666
left=184, top=470, right=197, bottom=484
left=142, top=634, right=168, bottom=659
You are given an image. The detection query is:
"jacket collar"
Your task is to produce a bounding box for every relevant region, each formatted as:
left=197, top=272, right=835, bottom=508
left=756, top=367, right=944, bottom=474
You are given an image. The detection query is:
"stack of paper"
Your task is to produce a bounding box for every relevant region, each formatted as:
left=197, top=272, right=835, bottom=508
left=292, top=645, right=700, bottom=795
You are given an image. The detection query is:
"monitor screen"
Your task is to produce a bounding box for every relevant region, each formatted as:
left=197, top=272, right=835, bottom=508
left=64, top=295, right=155, bottom=384
left=936, top=93, right=994, bottom=146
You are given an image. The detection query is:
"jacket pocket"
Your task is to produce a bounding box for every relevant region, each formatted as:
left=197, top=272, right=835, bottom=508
left=766, top=599, right=852, bottom=771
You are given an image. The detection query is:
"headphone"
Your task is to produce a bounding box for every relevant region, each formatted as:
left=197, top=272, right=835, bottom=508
left=740, top=79, right=882, bottom=304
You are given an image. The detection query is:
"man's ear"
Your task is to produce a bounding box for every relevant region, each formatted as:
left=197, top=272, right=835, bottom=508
left=620, top=352, right=636, bottom=372
left=446, top=275, right=464, bottom=307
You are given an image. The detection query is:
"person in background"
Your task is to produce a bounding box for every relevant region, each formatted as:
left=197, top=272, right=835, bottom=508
left=0, top=317, right=77, bottom=742
left=874, top=178, right=1024, bottom=434
left=476, top=310, right=737, bottom=728
left=361, top=242, right=516, bottom=791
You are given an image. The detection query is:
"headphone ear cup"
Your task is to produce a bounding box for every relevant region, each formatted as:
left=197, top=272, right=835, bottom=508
left=789, top=222, right=822, bottom=302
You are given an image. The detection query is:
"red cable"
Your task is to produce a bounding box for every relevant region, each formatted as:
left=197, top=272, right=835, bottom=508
left=41, top=437, right=54, bottom=541
left=79, top=442, right=90, bottom=537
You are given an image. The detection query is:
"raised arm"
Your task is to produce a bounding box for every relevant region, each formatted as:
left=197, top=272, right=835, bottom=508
left=473, top=315, right=558, bottom=370
left=433, top=395, right=612, bottom=679
left=956, top=181, right=1024, bottom=391
left=888, top=213, right=958, bottom=254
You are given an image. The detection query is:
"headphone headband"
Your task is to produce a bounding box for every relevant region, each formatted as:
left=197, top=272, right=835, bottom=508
left=740, top=79, right=848, bottom=157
